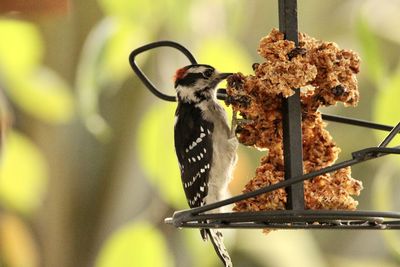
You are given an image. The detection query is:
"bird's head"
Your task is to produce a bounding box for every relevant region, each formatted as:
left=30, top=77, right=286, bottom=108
left=174, top=64, right=232, bottom=103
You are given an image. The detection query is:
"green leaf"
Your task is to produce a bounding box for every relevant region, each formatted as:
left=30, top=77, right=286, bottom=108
left=136, top=102, right=186, bottom=209
left=356, top=14, right=386, bottom=87
left=0, top=19, right=43, bottom=79
left=0, top=131, right=48, bottom=214
left=96, top=222, right=173, bottom=267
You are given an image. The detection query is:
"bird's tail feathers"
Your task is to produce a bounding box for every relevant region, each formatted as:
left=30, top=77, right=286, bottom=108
left=201, top=228, right=207, bottom=240
left=204, top=229, right=232, bottom=267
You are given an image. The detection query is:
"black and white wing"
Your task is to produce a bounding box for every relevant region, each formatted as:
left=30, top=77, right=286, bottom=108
left=174, top=102, right=213, bottom=208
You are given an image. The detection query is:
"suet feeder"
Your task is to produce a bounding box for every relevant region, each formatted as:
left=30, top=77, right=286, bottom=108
left=129, top=0, right=400, bottom=231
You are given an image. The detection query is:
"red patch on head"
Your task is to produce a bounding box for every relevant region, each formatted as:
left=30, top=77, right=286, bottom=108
left=174, top=67, right=188, bottom=82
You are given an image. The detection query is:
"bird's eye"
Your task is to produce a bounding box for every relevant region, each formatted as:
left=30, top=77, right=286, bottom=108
left=203, top=69, right=213, bottom=78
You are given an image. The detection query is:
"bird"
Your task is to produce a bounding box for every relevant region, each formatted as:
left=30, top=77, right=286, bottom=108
left=173, top=64, right=238, bottom=267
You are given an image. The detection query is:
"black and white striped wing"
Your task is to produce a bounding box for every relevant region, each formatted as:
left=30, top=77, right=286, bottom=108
left=174, top=103, right=213, bottom=208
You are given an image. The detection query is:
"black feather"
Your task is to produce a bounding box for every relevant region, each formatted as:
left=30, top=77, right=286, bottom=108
left=174, top=102, right=213, bottom=208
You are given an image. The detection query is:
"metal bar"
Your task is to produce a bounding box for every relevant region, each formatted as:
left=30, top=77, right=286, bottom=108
left=170, top=145, right=400, bottom=220
left=169, top=210, right=400, bottom=230
left=379, top=122, right=400, bottom=147
left=279, top=0, right=299, bottom=45
left=168, top=209, right=400, bottom=222
left=351, top=146, right=400, bottom=160
left=279, top=0, right=304, bottom=210
left=322, top=114, right=396, bottom=132
left=177, top=222, right=400, bottom=230
left=129, top=40, right=197, bottom=102
left=189, top=210, right=396, bottom=223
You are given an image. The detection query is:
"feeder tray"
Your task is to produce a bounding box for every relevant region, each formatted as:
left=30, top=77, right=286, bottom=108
left=129, top=0, right=400, bottom=231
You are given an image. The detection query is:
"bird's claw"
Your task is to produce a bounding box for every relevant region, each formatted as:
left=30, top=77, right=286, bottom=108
left=230, top=111, right=254, bottom=137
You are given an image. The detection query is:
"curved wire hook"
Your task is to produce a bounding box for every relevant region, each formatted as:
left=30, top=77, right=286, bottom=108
left=129, top=40, right=198, bottom=102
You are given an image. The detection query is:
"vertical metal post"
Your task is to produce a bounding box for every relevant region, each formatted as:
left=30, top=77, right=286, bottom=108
left=278, top=0, right=304, bottom=210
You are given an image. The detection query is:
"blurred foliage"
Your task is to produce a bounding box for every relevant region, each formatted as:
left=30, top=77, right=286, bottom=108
left=196, top=36, right=253, bottom=75
left=0, top=131, right=48, bottom=214
left=136, top=102, right=185, bottom=209
left=355, top=15, right=386, bottom=87
left=0, top=1, right=400, bottom=267
left=373, top=161, right=400, bottom=261
left=358, top=13, right=400, bottom=150
left=0, top=213, right=39, bottom=267
left=373, top=68, right=400, bottom=145
left=76, top=17, right=150, bottom=140
left=0, top=19, right=74, bottom=124
left=358, top=9, right=400, bottom=263
left=96, top=222, right=173, bottom=267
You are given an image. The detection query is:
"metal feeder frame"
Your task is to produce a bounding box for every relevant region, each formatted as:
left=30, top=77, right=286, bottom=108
left=129, top=0, right=400, bottom=230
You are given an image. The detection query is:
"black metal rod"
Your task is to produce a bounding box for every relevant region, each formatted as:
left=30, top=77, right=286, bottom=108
left=379, top=122, right=400, bottom=147
left=279, top=0, right=304, bottom=210
left=189, top=210, right=392, bottom=223
left=129, top=40, right=197, bottom=102
left=167, top=209, right=400, bottom=230
left=177, top=221, right=400, bottom=230
left=278, top=0, right=299, bottom=45
left=172, top=145, right=400, bottom=219
left=352, top=147, right=400, bottom=160
left=322, top=114, right=396, bottom=132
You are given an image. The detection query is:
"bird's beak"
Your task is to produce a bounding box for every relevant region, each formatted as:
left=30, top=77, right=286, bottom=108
left=216, top=72, right=233, bottom=81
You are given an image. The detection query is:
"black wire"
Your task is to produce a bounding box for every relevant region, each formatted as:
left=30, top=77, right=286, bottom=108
left=379, top=122, right=400, bottom=147
left=321, top=114, right=396, bottom=133
left=129, top=40, right=197, bottom=102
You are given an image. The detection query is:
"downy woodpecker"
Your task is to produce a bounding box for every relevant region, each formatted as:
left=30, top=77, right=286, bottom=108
left=173, top=64, right=238, bottom=267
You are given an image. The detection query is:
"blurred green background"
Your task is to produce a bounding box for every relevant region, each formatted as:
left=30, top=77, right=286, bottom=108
left=0, top=0, right=400, bottom=266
